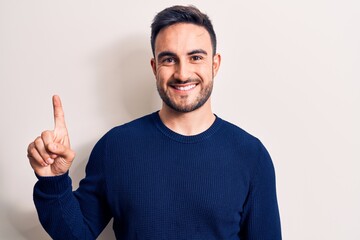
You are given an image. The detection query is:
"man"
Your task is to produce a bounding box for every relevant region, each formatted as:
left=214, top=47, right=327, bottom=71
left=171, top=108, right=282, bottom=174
left=27, top=5, right=281, bottom=240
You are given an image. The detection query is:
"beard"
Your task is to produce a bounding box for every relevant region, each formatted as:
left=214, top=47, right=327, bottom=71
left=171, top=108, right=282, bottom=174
left=157, top=78, right=213, bottom=113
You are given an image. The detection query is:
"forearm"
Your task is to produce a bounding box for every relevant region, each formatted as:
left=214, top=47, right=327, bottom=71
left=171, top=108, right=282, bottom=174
left=33, top=172, right=96, bottom=240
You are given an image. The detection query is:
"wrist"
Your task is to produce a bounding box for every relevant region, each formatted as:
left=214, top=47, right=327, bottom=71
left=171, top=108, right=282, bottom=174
left=35, top=171, right=71, bottom=195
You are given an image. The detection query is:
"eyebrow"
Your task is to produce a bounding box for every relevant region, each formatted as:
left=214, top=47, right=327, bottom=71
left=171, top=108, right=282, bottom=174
left=157, top=49, right=208, bottom=61
left=188, top=49, right=208, bottom=56
left=157, top=51, right=176, bottom=61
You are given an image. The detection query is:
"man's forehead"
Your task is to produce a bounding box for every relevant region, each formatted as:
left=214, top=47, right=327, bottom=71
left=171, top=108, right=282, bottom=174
left=154, top=23, right=212, bottom=54
left=157, top=23, right=209, bottom=39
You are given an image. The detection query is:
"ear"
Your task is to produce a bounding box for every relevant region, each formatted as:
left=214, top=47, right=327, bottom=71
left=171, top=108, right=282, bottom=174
left=212, top=53, right=221, bottom=77
left=150, top=58, right=157, bottom=76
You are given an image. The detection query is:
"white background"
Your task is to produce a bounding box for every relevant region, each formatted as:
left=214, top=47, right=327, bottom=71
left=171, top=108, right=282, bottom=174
left=0, top=0, right=359, bottom=239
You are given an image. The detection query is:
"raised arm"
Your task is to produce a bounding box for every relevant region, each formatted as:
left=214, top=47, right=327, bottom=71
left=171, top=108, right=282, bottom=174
left=28, top=96, right=112, bottom=239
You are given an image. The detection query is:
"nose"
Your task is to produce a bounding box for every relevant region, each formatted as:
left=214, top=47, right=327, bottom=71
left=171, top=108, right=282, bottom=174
left=173, top=61, right=191, bottom=81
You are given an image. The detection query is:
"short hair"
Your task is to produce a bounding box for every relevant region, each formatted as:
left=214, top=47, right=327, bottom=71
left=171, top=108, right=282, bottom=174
left=151, top=5, right=217, bottom=56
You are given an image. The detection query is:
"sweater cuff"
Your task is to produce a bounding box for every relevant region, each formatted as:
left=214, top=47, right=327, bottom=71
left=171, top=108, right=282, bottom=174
left=35, top=172, right=72, bottom=195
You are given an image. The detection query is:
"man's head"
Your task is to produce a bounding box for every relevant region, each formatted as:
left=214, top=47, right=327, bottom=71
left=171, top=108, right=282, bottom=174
left=150, top=6, right=221, bottom=113
left=151, top=5, right=217, bottom=57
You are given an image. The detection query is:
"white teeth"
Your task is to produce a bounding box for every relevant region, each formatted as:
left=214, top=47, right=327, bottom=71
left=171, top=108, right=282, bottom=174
left=175, top=84, right=196, bottom=91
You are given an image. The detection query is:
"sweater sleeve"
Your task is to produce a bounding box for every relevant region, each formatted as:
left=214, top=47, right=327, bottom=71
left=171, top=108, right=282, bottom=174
left=33, top=136, right=112, bottom=240
left=239, top=140, right=282, bottom=240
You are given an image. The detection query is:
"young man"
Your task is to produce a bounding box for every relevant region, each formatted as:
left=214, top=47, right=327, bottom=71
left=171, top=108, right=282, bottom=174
left=27, top=5, right=281, bottom=239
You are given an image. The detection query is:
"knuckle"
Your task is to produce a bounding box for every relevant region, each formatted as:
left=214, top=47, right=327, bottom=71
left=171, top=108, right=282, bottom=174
left=29, top=147, right=38, bottom=156
left=34, top=137, right=43, bottom=145
left=41, top=130, right=53, bottom=139
left=27, top=142, right=34, bottom=152
left=40, top=131, right=47, bottom=138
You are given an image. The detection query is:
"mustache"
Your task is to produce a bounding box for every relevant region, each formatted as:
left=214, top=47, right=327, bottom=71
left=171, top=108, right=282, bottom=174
left=168, top=78, right=201, bottom=85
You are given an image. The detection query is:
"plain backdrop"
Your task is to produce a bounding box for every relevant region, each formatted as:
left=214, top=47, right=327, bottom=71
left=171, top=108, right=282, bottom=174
left=0, top=0, right=359, bottom=239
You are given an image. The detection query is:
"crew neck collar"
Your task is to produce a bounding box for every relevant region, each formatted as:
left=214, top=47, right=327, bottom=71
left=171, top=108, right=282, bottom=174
left=151, top=111, right=223, bottom=144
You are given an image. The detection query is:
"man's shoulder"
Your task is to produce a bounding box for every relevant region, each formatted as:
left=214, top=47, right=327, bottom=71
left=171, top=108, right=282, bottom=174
left=219, top=117, right=260, bottom=144
left=114, top=112, right=156, bottom=131
left=218, top=117, right=270, bottom=162
left=103, top=112, right=156, bottom=139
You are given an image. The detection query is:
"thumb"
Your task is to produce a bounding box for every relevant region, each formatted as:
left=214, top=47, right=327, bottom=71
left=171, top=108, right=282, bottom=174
left=48, top=142, right=75, bottom=162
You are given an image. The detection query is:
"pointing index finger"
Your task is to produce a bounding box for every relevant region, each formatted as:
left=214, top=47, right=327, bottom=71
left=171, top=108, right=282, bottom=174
left=52, top=95, right=66, bottom=129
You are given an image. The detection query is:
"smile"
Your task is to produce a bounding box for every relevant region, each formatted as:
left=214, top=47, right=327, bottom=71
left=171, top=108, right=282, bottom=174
left=172, top=84, right=197, bottom=91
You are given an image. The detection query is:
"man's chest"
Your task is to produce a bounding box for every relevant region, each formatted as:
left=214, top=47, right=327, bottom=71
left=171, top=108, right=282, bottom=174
left=104, top=146, right=251, bottom=231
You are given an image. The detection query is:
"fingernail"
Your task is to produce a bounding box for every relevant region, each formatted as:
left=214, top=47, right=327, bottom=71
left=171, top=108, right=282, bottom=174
left=46, top=158, right=54, bottom=164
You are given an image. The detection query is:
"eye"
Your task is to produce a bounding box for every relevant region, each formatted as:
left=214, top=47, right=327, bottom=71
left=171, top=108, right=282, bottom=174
left=162, top=57, right=176, bottom=64
left=191, top=55, right=203, bottom=61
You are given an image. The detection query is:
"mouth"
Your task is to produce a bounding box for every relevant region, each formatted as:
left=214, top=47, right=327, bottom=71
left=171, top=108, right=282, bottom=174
left=172, top=84, right=197, bottom=91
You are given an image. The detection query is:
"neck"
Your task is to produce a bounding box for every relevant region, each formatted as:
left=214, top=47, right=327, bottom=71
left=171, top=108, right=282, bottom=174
left=158, top=100, right=215, bottom=136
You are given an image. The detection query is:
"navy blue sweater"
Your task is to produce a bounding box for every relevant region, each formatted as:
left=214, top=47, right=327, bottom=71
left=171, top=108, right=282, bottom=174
left=34, top=112, right=281, bottom=239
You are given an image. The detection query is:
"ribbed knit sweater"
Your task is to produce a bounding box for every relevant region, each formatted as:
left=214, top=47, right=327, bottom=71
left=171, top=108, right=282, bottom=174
left=33, top=112, right=281, bottom=240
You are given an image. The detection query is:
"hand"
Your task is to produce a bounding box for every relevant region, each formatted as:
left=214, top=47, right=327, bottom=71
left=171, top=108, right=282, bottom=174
left=27, top=95, right=75, bottom=177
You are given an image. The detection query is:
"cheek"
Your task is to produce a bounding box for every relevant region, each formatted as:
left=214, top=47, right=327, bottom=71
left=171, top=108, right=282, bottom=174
left=156, top=67, right=172, bottom=81
left=198, top=65, right=213, bottom=79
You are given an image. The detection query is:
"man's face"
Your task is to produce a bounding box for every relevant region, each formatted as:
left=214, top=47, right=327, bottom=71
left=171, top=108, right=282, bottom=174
left=151, top=23, right=221, bottom=113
